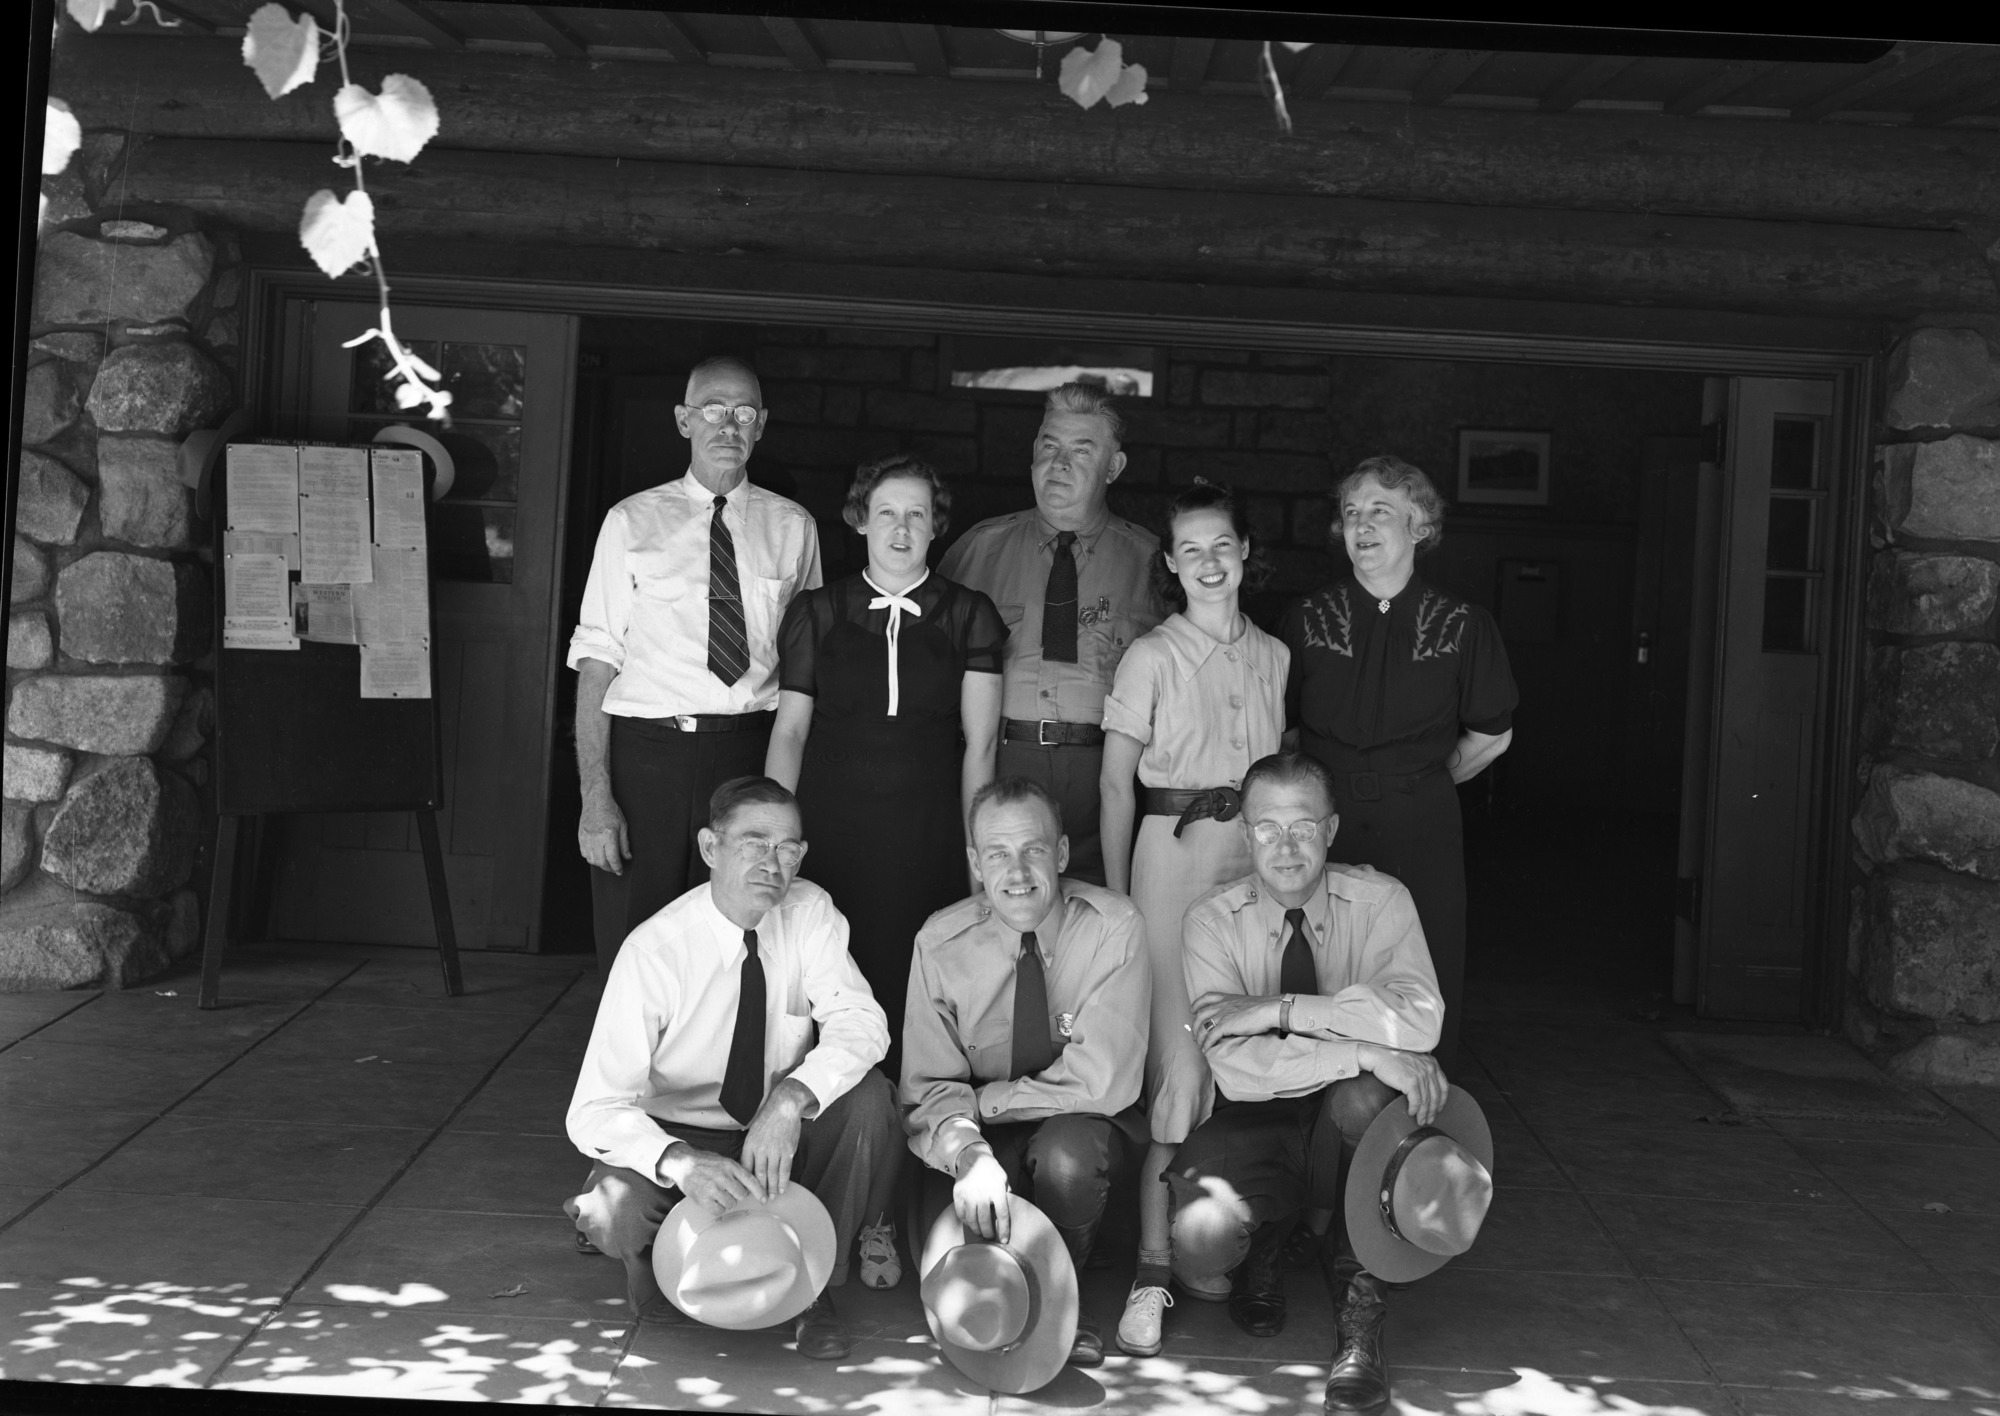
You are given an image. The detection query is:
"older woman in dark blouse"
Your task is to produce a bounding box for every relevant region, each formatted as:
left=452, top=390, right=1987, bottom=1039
left=1280, top=455, right=1517, bottom=1070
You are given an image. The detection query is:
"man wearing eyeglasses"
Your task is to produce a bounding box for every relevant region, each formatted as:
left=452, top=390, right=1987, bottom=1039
left=1166, top=750, right=1443, bottom=1416
left=567, top=775, right=899, bottom=1359
left=569, top=355, right=823, bottom=975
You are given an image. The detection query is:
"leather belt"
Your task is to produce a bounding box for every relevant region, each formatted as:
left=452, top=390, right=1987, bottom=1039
left=1324, top=763, right=1444, bottom=803
left=650, top=710, right=776, bottom=734
left=1141, top=785, right=1242, bottom=838
left=1003, top=718, right=1105, bottom=748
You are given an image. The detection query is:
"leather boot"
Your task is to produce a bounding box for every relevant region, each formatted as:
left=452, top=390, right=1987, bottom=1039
left=1322, top=1265, right=1390, bottom=1416
left=1226, top=1218, right=1292, bottom=1339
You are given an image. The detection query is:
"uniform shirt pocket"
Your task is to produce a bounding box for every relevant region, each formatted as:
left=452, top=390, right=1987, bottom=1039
left=967, top=1020, right=1013, bottom=1084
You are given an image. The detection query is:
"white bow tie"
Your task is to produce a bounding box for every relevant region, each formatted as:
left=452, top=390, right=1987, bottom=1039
left=865, top=569, right=927, bottom=716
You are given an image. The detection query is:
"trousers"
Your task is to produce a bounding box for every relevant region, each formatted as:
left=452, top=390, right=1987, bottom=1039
left=1165, top=1075, right=1401, bottom=1285
left=996, top=739, right=1106, bottom=886
left=566, top=1069, right=902, bottom=1318
left=917, top=1109, right=1144, bottom=1268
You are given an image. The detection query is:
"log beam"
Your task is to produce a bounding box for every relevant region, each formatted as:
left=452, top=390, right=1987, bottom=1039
left=520, top=6, right=587, bottom=62
left=1170, top=38, right=1214, bottom=93
left=1410, top=49, right=1491, bottom=107
left=762, top=17, right=824, bottom=73
left=1792, top=43, right=1956, bottom=121
left=1288, top=43, right=1354, bottom=99
left=898, top=23, right=949, bottom=79
left=367, top=0, right=463, bottom=51
left=52, top=35, right=2000, bottom=229
left=113, top=136, right=1999, bottom=319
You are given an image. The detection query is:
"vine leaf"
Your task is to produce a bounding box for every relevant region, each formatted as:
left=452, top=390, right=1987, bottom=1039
left=335, top=75, right=441, bottom=163
left=299, top=187, right=376, bottom=278
left=44, top=99, right=81, bottom=176
left=65, top=0, right=118, bottom=32
left=242, top=3, right=320, bottom=100
left=1058, top=38, right=1149, bottom=110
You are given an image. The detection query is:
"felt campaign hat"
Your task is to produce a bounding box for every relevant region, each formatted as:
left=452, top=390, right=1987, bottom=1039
left=1344, top=1086, right=1496, bottom=1284
left=652, top=1185, right=836, bottom=1330
left=919, top=1195, right=1078, bottom=1395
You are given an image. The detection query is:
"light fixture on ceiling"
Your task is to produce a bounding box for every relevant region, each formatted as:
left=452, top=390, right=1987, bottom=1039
left=995, top=28, right=1088, bottom=79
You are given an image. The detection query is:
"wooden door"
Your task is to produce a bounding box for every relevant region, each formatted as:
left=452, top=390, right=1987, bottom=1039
left=1698, top=377, right=1835, bottom=1019
left=1623, top=436, right=1703, bottom=814
left=267, top=302, right=579, bottom=952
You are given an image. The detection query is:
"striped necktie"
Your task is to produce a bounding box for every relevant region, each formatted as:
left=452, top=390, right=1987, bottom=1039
left=707, top=494, right=751, bottom=685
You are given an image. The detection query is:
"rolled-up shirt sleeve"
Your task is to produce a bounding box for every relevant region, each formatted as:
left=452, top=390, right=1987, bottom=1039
left=567, top=505, right=632, bottom=673
left=1184, top=906, right=1354, bottom=1103
left=902, top=944, right=987, bottom=1175
left=566, top=943, right=681, bottom=1178
left=1289, top=884, right=1442, bottom=1055
left=974, top=908, right=1150, bottom=1124
left=787, top=892, right=889, bottom=1114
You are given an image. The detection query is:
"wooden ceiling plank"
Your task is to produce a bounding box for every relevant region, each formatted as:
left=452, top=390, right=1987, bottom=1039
left=366, top=0, right=463, bottom=51
left=897, top=22, right=948, bottom=78
left=1170, top=36, right=1215, bottom=93
left=649, top=14, right=705, bottom=65
left=1411, top=48, right=1491, bottom=106
left=1541, top=54, right=1637, bottom=113
left=1791, top=43, right=1955, bottom=121
left=1287, top=42, right=1355, bottom=100
left=521, top=5, right=588, bottom=60
left=762, top=16, right=825, bottom=73
left=1915, top=73, right=2000, bottom=126
left=1663, top=59, right=1776, bottom=116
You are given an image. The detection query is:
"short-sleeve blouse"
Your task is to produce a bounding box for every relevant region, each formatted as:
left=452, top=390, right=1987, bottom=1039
left=1280, top=573, right=1517, bottom=776
left=777, top=571, right=1006, bottom=722
left=1101, top=613, right=1289, bottom=790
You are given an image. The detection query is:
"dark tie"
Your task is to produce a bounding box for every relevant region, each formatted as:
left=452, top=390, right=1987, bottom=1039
left=718, top=928, right=766, bottom=1125
left=1041, top=531, right=1079, bottom=664
left=1010, top=930, right=1057, bottom=1080
left=1279, top=907, right=1318, bottom=998
left=707, top=494, right=751, bottom=686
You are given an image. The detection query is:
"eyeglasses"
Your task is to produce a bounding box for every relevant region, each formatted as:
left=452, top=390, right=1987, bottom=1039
left=690, top=402, right=761, bottom=426
left=734, top=836, right=805, bottom=868
left=1248, top=819, right=1327, bottom=846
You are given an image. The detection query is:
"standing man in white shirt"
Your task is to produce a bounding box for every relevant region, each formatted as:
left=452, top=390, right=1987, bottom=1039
left=569, top=355, right=823, bottom=972
left=566, top=776, right=899, bottom=1360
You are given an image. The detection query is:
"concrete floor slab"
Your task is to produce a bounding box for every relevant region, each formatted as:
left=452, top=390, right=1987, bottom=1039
left=0, top=992, right=97, bottom=1048
left=28, top=991, right=310, bottom=1058
left=377, top=1128, right=585, bottom=1216
left=68, top=1116, right=431, bottom=1208
left=0, top=1278, right=269, bottom=1387
left=170, top=1055, right=490, bottom=1130
left=1534, top=1121, right=1841, bottom=1205
left=1787, top=1138, right=2000, bottom=1215
left=0, top=1040, right=230, bottom=1115
left=1391, top=1269, right=1709, bottom=1381
left=448, top=1060, right=577, bottom=1136
left=1871, top=1209, right=2000, bottom=1298
left=0, top=1105, right=155, bottom=1190
left=1587, top=1192, right=1952, bottom=1291
left=251, top=1001, right=541, bottom=1070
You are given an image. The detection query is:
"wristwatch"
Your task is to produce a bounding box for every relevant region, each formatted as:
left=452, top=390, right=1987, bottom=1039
left=1279, top=993, right=1296, bottom=1036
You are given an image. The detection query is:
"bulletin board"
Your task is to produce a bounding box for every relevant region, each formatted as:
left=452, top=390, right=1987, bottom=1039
left=211, top=442, right=442, bottom=815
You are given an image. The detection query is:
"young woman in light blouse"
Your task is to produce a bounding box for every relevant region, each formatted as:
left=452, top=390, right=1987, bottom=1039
left=1098, top=479, right=1289, bottom=1356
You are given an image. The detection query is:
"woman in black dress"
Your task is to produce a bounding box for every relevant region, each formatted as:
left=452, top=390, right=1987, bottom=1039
left=765, top=455, right=1006, bottom=1076
left=1280, top=455, right=1517, bottom=1070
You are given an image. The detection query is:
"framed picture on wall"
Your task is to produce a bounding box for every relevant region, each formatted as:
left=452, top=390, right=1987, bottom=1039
left=1457, top=429, right=1551, bottom=506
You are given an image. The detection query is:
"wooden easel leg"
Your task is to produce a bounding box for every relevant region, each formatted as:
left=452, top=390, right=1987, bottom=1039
left=416, top=808, right=464, bottom=997
left=198, top=815, right=241, bottom=1010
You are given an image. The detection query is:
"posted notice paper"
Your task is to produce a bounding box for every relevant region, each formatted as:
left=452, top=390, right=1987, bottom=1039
left=300, top=494, right=374, bottom=585
left=353, top=547, right=431, bottom=646
left=223, top=530, right=300, bottom=572
left=292, top=583, right=358, bottom=644
left=225, top=445, right=300, bottom=534
left=224, top=551, right=292, bottom=623
left=371, top=447, right=426, bottom=549
left=360, top=641, right=433, bottom=699
left=300, top=444, right=370, bottom=500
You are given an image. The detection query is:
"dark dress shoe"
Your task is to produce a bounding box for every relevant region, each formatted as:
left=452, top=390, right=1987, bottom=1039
left=1282, top=1222, right=1322, bottom=1271
left=1323, top=1269, right=1390, bottom=1415
left=1067, top=1318, right=1104, bottom=1368
left=794, top=1292, right=853, bottom=1362
left=1227, top=1220, right=1292, bottom=1339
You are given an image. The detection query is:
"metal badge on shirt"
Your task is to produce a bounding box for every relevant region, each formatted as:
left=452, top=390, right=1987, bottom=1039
left=1057, top=1011, right=1076, bottom=1038
left=1077, top=597, right=1114, bottom=628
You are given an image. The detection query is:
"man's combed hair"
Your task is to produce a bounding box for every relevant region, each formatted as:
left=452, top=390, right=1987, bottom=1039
left=708, top=775, right=797, bottom=831
left=684, top=354, right=761, bottom=404
left=841, top=454, right=953, bottom=538
left=1335, top=454, right=1447, bottom=554
left=966, top=775, right=1065, bottom=840
left=1044, top=382, right=1126, bottom=445
left=1240, top=751, right=1337, bottom=818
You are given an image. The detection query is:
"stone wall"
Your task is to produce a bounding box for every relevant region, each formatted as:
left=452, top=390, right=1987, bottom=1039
left=1851, top=324, right=2000, bottom=1086
left=3, top=136, right=236, bottom=989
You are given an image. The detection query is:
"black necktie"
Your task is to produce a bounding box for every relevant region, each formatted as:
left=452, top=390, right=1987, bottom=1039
left=707, top=495, right=751, bottom=685
left=719, top=928, right=766, bottom=1125
left=1041, top=531, right=1079, bottom=664
left=1010, top=930, right=1056, bottom=1080
left=1279, top=907, right=1318, bottom=998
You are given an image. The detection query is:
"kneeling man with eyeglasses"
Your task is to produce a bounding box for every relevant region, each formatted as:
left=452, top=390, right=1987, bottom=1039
left=566, top=775, right=901, bottom=1359
left=1169, top=751, right=1448, bottom=1416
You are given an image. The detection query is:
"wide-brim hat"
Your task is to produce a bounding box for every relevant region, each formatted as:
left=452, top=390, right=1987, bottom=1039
left=181, top=407, right=254, bottom=521
left=919, top=1195, right=1078, bottom=1394
left=653, top=1185, right=836, bottom=1330
left=1344, top=1086, right=1496, bottom=1284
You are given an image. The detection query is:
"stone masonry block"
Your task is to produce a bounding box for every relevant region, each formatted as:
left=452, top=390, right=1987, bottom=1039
left=1852, top=765, right=2000, bottom=880
left=1864, top=870, right=2000, bottom=1024
left=32, top=331, right=105, bottom=369
left=1165, top=448, right=1327, bottom=493
left=12, top=539, right=48, bottom=605
left=86, top=341, right=232, bottom=437
left=42, top=755, right=199, bottom=899
left=4, top=746, right=71, bottom=804
left=41, top=171, right=90, bottom=227
left=755, top=346, right=904, bottom=384
left=33, top=230, right=213, bottom=327
left=0, top=876, right=162, bottom=989
left=97, top=437, right=193, bottom=550
left=1875, top=642, right=2000, bottom=759
left=1886, top=328, right=2000, bottom=431
left=863, top=388, right=977, bottom=434
left=56, top=554, right=204, bottom=666
left=1887, top=1027, right=2000, bottom=1088
left=21, top=360, right=81, bottom=446
left=14, top=451, right=88, bottom=546
left=1879, top=435, right=2000, bottom=544
left=7, top=613, right=52, bottom=672
left=1, top=800, right=35, bottom=893
left=1198, top=370, right=1330, bottom=410
left=1866, top=552, right=2000, bottom=636
left=1129, top=408, right=1233, bottom=449
left=7, top=674, right=186, bottom=755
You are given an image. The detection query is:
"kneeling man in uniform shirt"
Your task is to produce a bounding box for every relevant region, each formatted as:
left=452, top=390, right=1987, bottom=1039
left=1170, top=751, right=1446, bottom=1415
left=901, top=776, right=1152, bottom=1369
left=566, top=775, right=901, bottom=1360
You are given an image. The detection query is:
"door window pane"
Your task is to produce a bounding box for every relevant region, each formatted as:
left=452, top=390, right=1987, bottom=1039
left=432, top=505, right=516, bottom=584
left=1770, top=417, right=1819, bottom=490
left=1761, top=577, right=1814, bottom=653
left=1765, top=498, right=1815, bottom=572
left=350, top=341, right=441, bottom=414
left=442, top=343, right=526, bottom=419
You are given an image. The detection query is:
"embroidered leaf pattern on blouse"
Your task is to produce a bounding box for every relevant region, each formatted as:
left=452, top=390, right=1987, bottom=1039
left=1411, top=591, right=1469, bottom=661
left=1297, top=585, right=1356, bottom=658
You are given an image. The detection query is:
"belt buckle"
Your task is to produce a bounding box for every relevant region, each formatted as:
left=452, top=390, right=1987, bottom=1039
left=674, top=714, right=698, bottom=733
left=1037, top=719, right=1060, bottom=747
left=1351, top=771, right=1381, bottom=802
